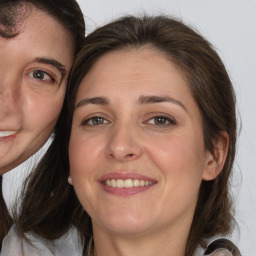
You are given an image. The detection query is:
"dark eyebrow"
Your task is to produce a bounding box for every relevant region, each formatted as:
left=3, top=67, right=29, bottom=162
left=75, top=97, right=109, bottom=109
left=34, top=57, right=67, bottom=77
left=75, top=95, right=187, bottom=111
left=138, top=95, right=187, bottom=112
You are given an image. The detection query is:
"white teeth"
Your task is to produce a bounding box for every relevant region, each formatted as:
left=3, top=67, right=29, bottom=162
left=124, top=179, right=133, bottom=188
left=0, top=131, right=17, bottom=137
left=116, top=179, right=124, bottom=188
left=134, top=179, right=140, bottom=187
left=111, top=179, right=117, bottom=187
left=105, top=179, right=153, bottom=188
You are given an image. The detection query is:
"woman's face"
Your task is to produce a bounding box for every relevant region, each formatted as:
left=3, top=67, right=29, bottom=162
left=69, top=47, right=217, bottom=238
left=0, top=9, right=74, bottom=173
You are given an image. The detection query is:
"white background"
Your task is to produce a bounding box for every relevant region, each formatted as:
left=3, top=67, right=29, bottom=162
left=3, top=0, right=256, bottom=255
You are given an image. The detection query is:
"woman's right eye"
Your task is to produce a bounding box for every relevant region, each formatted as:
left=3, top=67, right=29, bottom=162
left=82, top=116, right=110, bottom=126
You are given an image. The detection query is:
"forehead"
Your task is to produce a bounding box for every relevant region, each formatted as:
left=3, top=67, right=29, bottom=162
left=0, top=7, right=74, bottom=66
left=1, top=4, right=73, bottom=45
left=78, top=47, right=190, bottom=97
left=22, top=8, right=70, bottom=39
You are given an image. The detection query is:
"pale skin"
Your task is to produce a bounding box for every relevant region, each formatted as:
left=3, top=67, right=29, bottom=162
left=0, top=8, right=74, bottom=174
left=69, top=47, right=229, bottom=256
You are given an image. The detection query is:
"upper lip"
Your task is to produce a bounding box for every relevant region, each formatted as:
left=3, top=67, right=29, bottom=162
left=98, top=172, right=157, bottom=183
left=0, top=124, right=21, bottom=131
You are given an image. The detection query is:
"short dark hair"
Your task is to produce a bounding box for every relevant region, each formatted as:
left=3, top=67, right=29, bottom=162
left=18, top=15, right=237, bottom=256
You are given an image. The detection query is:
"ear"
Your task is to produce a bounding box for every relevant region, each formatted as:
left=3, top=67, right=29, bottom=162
left=202, top=131, right=229, bottom=181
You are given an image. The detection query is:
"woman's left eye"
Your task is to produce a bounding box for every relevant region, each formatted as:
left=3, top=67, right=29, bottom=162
left=28, top=70, right=54, bottom=82
left=146, top=116, right=176, bottom=126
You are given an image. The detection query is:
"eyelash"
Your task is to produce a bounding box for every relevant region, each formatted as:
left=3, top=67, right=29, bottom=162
left=28, top=70, right=55, bottom=83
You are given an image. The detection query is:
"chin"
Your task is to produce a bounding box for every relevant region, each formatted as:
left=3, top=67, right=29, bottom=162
left=96, top=213, right=154, bottom=236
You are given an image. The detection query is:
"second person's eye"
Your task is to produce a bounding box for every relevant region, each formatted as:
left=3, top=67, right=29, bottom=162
left=29, top=70, right=54, bottom=82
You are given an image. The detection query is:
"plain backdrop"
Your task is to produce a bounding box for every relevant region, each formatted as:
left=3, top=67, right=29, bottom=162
left=3, top=0, right=256, bottom=255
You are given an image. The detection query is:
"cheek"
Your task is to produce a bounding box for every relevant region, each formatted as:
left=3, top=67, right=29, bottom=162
left=69, top=133, right=101, bottom=177
left=147, top=133, right=206, bottom=186
left=24, top=92, right=65, bottom=133
left=148, top=136, right=206, bottom=218
left=69, top=134, right=101, bottom=210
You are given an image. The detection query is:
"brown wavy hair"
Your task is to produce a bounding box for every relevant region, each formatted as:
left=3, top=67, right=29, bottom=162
left=0, top=0, right=85, bottom=250
left=18, top=15, right=238, bottom=256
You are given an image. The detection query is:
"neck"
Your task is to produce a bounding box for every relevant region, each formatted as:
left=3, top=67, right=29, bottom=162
left=92, top=224, right=189, bottom=256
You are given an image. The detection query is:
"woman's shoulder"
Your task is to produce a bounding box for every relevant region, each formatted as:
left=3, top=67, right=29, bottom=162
left=1, top=225, right=83, bottom=256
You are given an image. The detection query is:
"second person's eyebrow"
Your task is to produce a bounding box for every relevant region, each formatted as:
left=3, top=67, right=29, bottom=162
left=34, top=57, right=67, bottom=77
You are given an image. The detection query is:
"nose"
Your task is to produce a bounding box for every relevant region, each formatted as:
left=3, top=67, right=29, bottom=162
left=106, top=123, right=143, bottom=162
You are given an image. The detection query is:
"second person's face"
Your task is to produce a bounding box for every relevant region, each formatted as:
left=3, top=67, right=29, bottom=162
left=69, top=47, right=214, bottom=239
left=0, top=8, right=74, bottom=173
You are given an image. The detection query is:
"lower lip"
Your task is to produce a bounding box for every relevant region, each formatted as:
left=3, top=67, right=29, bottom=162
left=0, top=133, right=18, bottom=142
left=99, top=183, right=155, bottom=196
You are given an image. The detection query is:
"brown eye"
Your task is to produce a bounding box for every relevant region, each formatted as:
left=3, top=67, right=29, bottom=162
left=154, top=117, right=169, bottom=125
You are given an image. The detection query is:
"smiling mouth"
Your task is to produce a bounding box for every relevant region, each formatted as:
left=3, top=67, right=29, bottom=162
left=0, top=131, right=18, bottom=138
left=103, top=179, right=155, bottom=188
